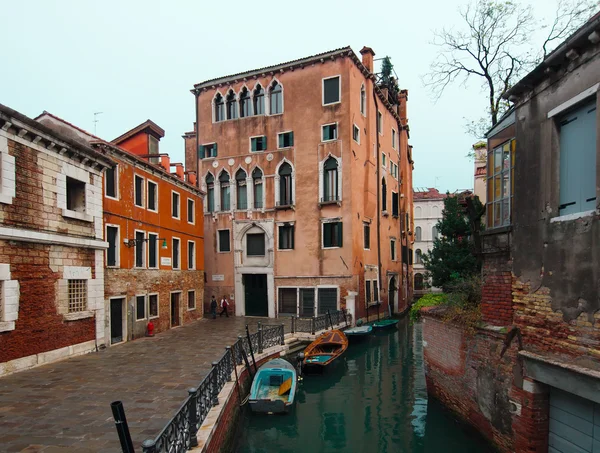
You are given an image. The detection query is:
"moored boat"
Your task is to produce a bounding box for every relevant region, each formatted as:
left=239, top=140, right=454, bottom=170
left=249, top=358, right=297, bottom=414
left=302, top=329, right=348, bottom=372
left=344, top=325, right=373, bottom=341
left=372, top=319, right=399, bottom=329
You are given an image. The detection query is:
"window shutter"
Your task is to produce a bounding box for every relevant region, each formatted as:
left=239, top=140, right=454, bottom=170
left=251, top=139, right=256, bottom=152
left=264, top=136, right=267, bottom=150
left=278, top=134, right=283, bottom=149
left=278, top=227, right=283, bottom=250
left=337, top=222, right=343, bottom=247
left=289, top=132, right=294, bottom=147
left=323, top=223, right=331, bottom=247
left=198, top=145, right=205, bottom=159
left=291, top=226, right=295, bottom=249
left=214, top=143, right=218, bottom=157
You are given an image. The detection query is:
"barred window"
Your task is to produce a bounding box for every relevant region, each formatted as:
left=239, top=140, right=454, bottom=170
left=68, top=279, right=87, bottom=313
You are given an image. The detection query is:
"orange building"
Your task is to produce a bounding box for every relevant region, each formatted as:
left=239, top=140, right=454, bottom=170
left=37, top=114, right=205, bottom=344
left=185, top=46, right=413, bottom=322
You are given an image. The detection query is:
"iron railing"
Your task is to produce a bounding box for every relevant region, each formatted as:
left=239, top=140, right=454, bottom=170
left=290, top=309, right=350, bottom=334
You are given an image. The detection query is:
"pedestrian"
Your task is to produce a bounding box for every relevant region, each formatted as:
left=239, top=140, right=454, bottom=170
left=210, top=295, right=217, bottom=319
left=219, top=295, right=229, bottom=317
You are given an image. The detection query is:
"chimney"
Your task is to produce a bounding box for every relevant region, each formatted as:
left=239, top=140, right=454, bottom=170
left=186, top=171, right=197, bottom=186
left=173, top=163, right=184, bottom=180
left=360, top=46, right=375, bottom=73
left=160, top=154, right=171, bottom=172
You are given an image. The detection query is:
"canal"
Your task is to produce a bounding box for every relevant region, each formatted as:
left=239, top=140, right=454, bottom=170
left=236, top=317, right=494, bottom=453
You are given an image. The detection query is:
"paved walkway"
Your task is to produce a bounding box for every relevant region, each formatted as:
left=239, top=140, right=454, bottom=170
left=0, top=316, right=291, bottom=452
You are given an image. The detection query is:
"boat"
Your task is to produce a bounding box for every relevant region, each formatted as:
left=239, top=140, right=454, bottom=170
left=302, top=329, right=348, bottom=372
left=249, top=358, right=297, bottom=414
left=344, top=325, right=373, bottom=340
left=372, top=319, right=399, bottom=329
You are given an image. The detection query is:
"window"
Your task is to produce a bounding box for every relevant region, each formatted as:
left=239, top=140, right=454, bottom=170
left=558, top=99, right=597, bottom=216
left=279, top=288, right=297, bottom=315
left=135, top=231, right=145, bottom=268
left=105, top=165, right=118, bottom=198
left=279, top=224, right=294, bottom=250
left=68, top=279, right=87, bottom=313
left=214, top=93, right=225, bottom=122
left=415, top=273, right=424, bottom=291
left=149, top=294, right=158, bottom=318
left=66, top=177, right=86, bottom=212
left=226, top=90, right=238, bottom=120
left=206, top=173, right=215, bottom=213
left=363, top=223, right=370, bottom=249
left=172, top=191, right=180, bottom=218
left=415, top=226, right=422, bottom=241
left=366, top=280, right=372, bottom=305
left=188, top=290, right=196, bottom=310
left=392, top=129, right=397, bottom=149
left=252, top=168, right=263, bottom=209
left=136, top=295, right=146, bottom=321
left=269, top=81, right=283, bottom=114
left=353, top=124, right=360, bottom=143
left=278, top=131, right=294, bottom=149
left=188, top=241, right=195, bottom=269
left=239, top=87, right=251, bottom=118
left=391, top=162, right=399, bottom=179
left=218, top=229, right=231, bottom=252
left=486, top=139, right=515, bottom=227
left=381, top=178, right=387, bottom=212
left=323, top=157, right=339, bottom=202
left=187, top=199, right=195, bottom=223
left=390, top=239, right=396, bottom=261
left=106, top=226, right=118, bottom=267
left=147, top=181, right=157, bottom=211
left=317, top=288, right=337, bottom=315
left=172, top=238, right=180, bottom=269
left=323, top=221, right=343, bottom=248
left=415, top=249, right=423, bottom=264
left=236, top=169, right=247, bottom=210
left=360, top=85, right=366, bottom=115
left=148, top=136, right=159, bottom=164
left=373, top=280, right=379, bottom=302
left=381, top=153, right=387, bottom=168
left=323, top=76, right=340, bottom=105
left=253, top=84, right=265, bottom=115
left=247, top=233, right=265, bottom=256
left=251, top=136, right=267, bottom=152
left=134, top=175, right=144, bottom=207
left=278, top=162, right=293, bottom=206
left=148, top=233, right=158, bottom=268
left=392, top=192, right=399, bottom=217
left=377, top=111, right=382, bottom=134
left=322, top=123, right=337, bottom=141
left=219, top=171, right=230, bottom=211
left=198, top=143, right=217, bottom=159
left=432, top=226, right=438, bottom=239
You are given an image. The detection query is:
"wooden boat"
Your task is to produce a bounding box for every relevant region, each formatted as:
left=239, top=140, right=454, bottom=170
left=372, top=319, right=399, bottom=329
left=249, top=358, right=297, bottom=414
left=302, top=329, right=348, bottom=372
left=344, top=325, right=373, bottom=340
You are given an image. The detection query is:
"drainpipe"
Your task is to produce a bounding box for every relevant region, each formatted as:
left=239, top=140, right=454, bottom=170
left=194, top=90, right=200, bottom=188
left=372, top=89, right=382, bottom=312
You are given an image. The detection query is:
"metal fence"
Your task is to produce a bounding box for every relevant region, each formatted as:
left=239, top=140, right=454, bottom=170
left=290, top=309, right=351, bottom=335
left=137, top=324, right=285, bottom=453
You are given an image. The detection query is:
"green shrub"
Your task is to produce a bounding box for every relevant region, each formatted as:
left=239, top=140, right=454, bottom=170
left=409, top=293, right=447, bottom=322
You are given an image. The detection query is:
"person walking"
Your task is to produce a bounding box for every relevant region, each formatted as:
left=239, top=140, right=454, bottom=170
left=219, top=295, right=229, bottom=317
left=210, top=295, right=217, bottom=319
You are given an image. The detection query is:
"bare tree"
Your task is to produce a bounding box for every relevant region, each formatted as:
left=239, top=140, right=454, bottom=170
left=424, top=0, right=598, bottom=130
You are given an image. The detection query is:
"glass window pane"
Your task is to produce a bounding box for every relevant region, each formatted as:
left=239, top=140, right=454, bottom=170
left=494, top=175, right=502, bottom=199
left=494, top=202, right=501, bottom=227
left=494, top=148, right=502, bottom=174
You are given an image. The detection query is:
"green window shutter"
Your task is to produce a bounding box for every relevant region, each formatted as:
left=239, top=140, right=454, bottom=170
left=278, top=134, right=283, bottom=149
left=323, top=223, right=331, bottom=247
left=214, top=143, right=218, bottom=157
left=291, top=226, right=295, bottom=249
left=198, top=145, right=205, bottom=159
left=264, top=136, right=267, bottom=150
left=278, top=228, right=283, bottom=249
left=251, top=139, right=256, bottom=152
left=337, top=222, right=343, bottom=247
left=289, top=132, right=294, bottom=147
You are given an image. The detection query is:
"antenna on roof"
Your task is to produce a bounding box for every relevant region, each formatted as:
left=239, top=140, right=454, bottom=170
left=93, top=112, right=103, bottom=135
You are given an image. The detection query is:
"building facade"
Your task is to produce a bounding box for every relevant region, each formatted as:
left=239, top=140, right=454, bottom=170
left=37, top=114, right=205, bottom=345
left=472, top=140, right=487, bottom=206
left=0, top=104, right=113, bottom=376
left=186, top=46, right=414, bottom=322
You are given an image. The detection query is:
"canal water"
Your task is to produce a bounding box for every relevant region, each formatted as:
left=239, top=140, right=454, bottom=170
left=235, top=316, right=495, bottom=453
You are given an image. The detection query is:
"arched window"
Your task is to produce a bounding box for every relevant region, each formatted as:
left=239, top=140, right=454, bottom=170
left=206, top=173, right=215, bottom=212
left=226, top=90, right=238, bottom=120
left=415, top=226, right=422, bottom=241
left=269, top=81, right=283, bottom=114
left=381, top=178, right=387, bottom=212
left=219, top=171, right=230, bottom=211
left=236, top=169, right=247, bottom=209
left=323, top=157, right=339, bottom=202
left=278, top=162, right=293, bottom=206
left=360, top=85, right=366, bottom=115
left=415, top=273, right=424, bottom=290
left=253, top=84, right=265, bottom=115
left=252, top=168, right=263, bottom=209
left=415, top=206, right=422, bottom=218
left=239, top=87, right=251, bottom=118
left=432, top=226, right=439, bottom=239
left=214, top=94, right=225, bottom=122
left=415, top=249, right=423, bottom=264
left=432, top=205, right=439, bottom=217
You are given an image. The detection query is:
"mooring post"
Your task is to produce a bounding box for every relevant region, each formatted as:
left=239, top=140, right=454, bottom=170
left=110, top=401, right=135, bottom=453
left=327, top=310, right=334, bottom=330
left=257, top=327, right=264, bottom=354
left=291, top=316, right=295, bottom=334
left=188, top=388, right=199, bottom=448
left=280, top=324, right=285, bottom=345
left=246, top=325, right=258, bottom=373
left=211, top=362, right=220, bottom=406
left=141, top=439, right=157, bottom=453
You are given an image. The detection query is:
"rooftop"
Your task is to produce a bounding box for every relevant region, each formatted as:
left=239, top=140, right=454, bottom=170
left=413, top=188, right=447, bottom=200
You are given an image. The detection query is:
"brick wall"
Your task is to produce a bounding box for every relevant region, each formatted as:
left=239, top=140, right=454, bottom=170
left=481, top=250, right=513, bottom=326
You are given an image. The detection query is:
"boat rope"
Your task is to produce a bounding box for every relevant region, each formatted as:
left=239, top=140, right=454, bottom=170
left=240, top=393, right=250, bottom=407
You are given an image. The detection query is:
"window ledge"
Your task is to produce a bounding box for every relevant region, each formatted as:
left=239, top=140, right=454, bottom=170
left=382, top=211, right=389, bottom=217
left=62, top=209, right=93, bottom=223
left=106, top=265, right=120, bottom=269
left=275, top=204, right=294, bottom=211
left=149, top=315, right=159, bottom=320
left=277, top=248, right=294, bottom=252
left=323, top=246, right=342, bottom=250
left=319, top=200, right=341, bottom=207
left=0, top=192, right=14, bottom=205
left=0, top=321, right=15, bottom=332
left=481, top=225, right=512, bottom=236
left=64, top=310, right=94, bottom=321
left=550, top=210, right=596, bottom=223
left=392, top=214, right=399, bottom=219
left=187, top=307, right=197, bottom=312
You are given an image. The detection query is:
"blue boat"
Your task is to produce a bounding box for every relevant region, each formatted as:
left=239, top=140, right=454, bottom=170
left=372, top=319, right=399, bottom=329
left=249, top=358, right=297, bottom=414
left=344, top=325, right=373, bottom=340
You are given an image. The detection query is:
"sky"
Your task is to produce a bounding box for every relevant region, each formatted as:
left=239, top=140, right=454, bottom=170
left=0, top=0, right=566, bottom=193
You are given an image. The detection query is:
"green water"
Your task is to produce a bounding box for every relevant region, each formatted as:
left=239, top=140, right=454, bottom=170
left=236, top=317, right=495, bottom=453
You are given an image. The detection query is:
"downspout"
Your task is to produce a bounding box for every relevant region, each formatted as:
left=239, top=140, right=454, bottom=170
left=194, top=90, right=200, bottom=188
left=372, top=89, right=382, bottom=310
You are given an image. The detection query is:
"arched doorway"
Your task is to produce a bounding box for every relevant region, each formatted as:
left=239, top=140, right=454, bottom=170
left=389, top=276, right=398, bottom=313
left=414, top=273, right=424, bottom=291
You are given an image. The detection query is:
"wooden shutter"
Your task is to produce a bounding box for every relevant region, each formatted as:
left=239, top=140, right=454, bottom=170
left=198, top=145, right=205, bottom=159
left=318, top=288, right=337, bottom=314
left=323, top=223, right=332, bottom=247
left=337, top=222, right=343, bottom=247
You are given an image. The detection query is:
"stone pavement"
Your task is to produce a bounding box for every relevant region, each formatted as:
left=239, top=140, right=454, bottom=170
left=0, top=316, right=291, bottom=453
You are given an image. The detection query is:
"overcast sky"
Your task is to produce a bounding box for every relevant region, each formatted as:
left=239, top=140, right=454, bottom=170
left=1, top=0, right=569, bottom=193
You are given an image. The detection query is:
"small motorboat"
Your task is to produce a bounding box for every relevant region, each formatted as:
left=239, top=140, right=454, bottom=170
left=344, top=325, right=373, bottom=341
left=302, top=329, right=348, bottom=372
left=372, top=319, right=399, bottom=329
left=249, top=358, right=297, bottom=414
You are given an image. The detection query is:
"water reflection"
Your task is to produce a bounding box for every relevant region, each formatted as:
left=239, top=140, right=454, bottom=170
left=236, top=317, right=493, bottom=453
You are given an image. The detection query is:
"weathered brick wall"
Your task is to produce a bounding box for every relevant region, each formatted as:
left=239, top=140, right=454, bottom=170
left=481, top=248, right=513, bottom=326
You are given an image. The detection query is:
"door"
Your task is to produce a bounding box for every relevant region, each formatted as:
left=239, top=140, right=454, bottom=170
left=110, top=298, right=124, bottom=344
left=300, top=288, right=315, bottom=317
left=244, top=274, right=268, bottom=317
left=170, top=292, right=180, bottom=327
left=389, top=276, right=398, bottom=314
left=549, top=388, right=600, bottom=453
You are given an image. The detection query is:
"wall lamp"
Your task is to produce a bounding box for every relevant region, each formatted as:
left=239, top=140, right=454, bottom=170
left=124, top=238, right=168, bottom=249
